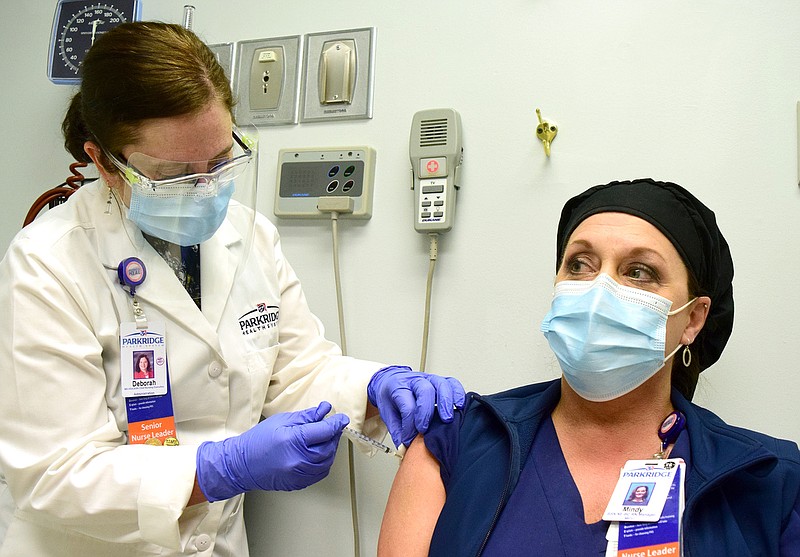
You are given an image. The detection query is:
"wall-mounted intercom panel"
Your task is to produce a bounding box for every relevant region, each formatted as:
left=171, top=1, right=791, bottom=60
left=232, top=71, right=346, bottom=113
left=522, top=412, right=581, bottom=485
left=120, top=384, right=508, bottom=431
left=234, top=36, right=301, bottom=126
left=275, top=147, right=375, bottom=219
left=410, top=108, right=463, bottom=233
left=300, top=28, right=375, bottom=123
left=208, top=42, right=235, bottom=85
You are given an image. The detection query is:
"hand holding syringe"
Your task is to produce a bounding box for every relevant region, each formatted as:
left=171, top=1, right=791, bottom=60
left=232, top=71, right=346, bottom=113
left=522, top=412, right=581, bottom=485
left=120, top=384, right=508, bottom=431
left=342, top=427, right=404, bottom=459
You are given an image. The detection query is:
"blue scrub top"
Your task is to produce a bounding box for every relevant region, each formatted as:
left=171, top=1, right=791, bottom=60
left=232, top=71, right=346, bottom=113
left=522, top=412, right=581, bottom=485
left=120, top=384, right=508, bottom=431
left=425, top=413, right=690, bottom=555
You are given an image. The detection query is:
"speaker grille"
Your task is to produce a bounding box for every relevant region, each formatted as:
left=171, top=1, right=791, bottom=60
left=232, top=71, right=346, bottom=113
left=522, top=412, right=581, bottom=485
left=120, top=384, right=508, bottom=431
left=419, top=118, right=448, bottom=147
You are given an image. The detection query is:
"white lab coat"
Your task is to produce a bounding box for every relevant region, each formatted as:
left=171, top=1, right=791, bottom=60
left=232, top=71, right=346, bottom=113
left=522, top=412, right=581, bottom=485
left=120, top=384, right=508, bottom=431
left=0, top=181, right=384, bottom=556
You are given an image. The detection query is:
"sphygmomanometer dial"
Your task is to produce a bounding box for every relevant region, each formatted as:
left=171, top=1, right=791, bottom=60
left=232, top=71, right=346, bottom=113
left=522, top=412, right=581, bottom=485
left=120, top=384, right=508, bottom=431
left=48, top=0, right=141, bottom=84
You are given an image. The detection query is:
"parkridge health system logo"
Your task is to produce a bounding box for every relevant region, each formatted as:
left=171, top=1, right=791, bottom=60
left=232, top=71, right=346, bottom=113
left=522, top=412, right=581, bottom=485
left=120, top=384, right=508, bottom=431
left=238, top=302, right=280, bottom=336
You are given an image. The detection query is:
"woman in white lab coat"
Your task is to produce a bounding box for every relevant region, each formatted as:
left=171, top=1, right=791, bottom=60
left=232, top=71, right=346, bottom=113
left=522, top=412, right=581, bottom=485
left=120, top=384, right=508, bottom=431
left=0, top=22, right=463, bottom=556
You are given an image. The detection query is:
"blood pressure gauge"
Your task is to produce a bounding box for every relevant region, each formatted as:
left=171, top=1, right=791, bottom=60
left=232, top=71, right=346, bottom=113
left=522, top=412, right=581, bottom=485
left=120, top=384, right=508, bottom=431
left=48, top=0, right=141, bottom=84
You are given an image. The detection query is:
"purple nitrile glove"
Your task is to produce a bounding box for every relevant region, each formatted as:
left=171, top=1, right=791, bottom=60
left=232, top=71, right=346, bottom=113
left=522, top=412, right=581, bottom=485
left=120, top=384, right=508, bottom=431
left=367, top=365, right=466, bottom=449
left=196, top=401, right=349, bottom=501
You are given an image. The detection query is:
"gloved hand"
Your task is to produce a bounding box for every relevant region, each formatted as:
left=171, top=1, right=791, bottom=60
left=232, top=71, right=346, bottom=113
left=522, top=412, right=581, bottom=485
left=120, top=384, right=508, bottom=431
left=367, top=365, right=466, bottom=449
left=195, top=401, right=349, bottom=502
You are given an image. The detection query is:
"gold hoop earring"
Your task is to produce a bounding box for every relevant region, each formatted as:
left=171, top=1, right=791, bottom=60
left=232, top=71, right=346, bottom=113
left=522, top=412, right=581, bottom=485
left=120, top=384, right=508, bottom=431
left=682, top=345, right=692, bottom=367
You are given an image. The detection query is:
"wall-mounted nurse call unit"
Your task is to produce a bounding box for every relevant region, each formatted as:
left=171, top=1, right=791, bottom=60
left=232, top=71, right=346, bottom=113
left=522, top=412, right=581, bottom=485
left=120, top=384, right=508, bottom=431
left=274, top=147, right=376, bottom=219
left=410, top=108, right=463, bottom=233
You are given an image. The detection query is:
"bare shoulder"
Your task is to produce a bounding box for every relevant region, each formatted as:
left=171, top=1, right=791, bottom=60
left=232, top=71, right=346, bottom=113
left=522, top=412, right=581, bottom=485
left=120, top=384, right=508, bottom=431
left=378, top=436, right=445, bottom=557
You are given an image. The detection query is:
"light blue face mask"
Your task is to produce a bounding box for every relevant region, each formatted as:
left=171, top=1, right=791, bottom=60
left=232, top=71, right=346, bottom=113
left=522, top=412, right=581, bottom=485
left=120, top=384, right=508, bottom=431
left=127, top=180, right=235, bottom=246
left=540, top=274, right=695, bottom=402
left=107, top=125, right=256, bottom=247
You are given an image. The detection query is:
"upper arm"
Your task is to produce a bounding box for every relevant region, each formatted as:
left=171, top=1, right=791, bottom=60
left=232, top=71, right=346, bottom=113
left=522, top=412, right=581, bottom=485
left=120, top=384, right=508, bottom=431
left=378, top=435, right=445, bottom=557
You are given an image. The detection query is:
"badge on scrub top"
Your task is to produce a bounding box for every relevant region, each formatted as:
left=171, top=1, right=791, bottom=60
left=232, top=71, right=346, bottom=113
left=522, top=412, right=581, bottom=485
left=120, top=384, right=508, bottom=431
left=603, top=459, right=681, bottom=522
left=604, top=459, right=685, bottom=557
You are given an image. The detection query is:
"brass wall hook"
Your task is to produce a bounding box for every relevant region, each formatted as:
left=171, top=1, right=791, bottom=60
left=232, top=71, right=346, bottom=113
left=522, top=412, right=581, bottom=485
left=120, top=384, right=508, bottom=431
left=536, top=108, right=558, bottom=157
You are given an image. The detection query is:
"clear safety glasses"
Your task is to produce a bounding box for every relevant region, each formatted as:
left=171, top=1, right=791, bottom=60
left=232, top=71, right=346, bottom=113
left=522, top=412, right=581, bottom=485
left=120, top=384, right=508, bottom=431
left=105, top=125, right=258, bottom=196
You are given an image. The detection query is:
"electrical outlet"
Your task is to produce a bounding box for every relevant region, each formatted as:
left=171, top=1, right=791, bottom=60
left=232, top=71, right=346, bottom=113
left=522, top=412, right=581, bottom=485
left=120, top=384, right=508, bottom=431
left=274, top=147, right=376, bottom=219
left=234, top=36, right=300, bottom=126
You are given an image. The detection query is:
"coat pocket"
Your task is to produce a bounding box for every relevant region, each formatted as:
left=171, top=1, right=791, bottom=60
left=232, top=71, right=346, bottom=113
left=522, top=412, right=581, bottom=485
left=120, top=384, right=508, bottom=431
left=244, top=344, right=280, bottom=424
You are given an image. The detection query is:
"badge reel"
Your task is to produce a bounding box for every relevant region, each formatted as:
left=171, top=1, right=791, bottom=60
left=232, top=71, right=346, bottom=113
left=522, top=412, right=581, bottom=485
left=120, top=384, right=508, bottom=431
left=118, top=257, right=148, bottom=328
left=654, top=410, right=686, bottom=459
left=117, top=257, right=168, bottom=399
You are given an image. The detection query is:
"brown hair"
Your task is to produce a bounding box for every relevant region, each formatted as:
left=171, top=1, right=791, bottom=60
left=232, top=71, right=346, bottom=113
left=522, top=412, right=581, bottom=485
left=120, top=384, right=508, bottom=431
left=62, top=21, right=235, bottom=168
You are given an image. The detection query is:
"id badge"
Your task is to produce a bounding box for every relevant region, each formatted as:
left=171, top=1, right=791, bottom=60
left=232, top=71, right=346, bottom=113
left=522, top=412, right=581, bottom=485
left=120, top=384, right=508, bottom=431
left=616, top=464, right=683, bottom=556
left=604, top=459, right=685, bottom=557
left=603, top=459, right=681, bottom=523
left=120, top=321, right=168, bottom=397
left=120, top=321, right=178, bottom=446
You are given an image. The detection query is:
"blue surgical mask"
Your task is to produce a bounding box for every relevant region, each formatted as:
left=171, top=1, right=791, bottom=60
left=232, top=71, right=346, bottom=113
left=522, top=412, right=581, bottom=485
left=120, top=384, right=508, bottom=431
left=108, top=125, right=256, bottom=247
left=540, top=274, right=695, bottom=402
left=127, top=180, right=235, bottom=246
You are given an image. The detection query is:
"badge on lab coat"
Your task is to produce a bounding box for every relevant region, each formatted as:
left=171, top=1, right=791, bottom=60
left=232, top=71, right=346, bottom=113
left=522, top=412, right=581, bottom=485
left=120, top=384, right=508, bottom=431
left=120, top=320, right=179, bottom=445
left=120, top=321, right=168, bottom=397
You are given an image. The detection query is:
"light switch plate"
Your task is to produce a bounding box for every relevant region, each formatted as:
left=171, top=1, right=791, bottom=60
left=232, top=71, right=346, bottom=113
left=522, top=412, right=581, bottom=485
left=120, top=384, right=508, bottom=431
left=301, top=27, right=376, bottom=123
left=234, top=36, right=301, bottom=126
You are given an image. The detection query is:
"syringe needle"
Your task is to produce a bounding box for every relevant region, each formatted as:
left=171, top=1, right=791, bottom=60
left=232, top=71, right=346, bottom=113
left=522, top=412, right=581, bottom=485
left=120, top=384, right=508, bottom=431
left=342, top=427, right=404, bottom=459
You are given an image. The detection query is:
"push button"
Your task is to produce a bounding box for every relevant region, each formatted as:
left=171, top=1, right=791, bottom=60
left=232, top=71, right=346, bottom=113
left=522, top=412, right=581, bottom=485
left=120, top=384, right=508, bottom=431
left=420, top=157, right=447, bottom=178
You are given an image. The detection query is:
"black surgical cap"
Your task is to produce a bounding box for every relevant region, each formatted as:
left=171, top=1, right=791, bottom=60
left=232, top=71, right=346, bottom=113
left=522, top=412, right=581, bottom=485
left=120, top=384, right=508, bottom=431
left=556, top=178, right=734, bottom=372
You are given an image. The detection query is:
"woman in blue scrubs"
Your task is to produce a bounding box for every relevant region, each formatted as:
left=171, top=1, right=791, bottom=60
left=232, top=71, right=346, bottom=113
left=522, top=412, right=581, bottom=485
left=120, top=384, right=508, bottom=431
left=378, top=179, right=800, bottom=556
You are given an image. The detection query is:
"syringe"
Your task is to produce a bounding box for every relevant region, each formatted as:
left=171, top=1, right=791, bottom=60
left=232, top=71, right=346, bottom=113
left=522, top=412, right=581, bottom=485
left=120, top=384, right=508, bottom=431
left=342, top=427, right=404, bottom=460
